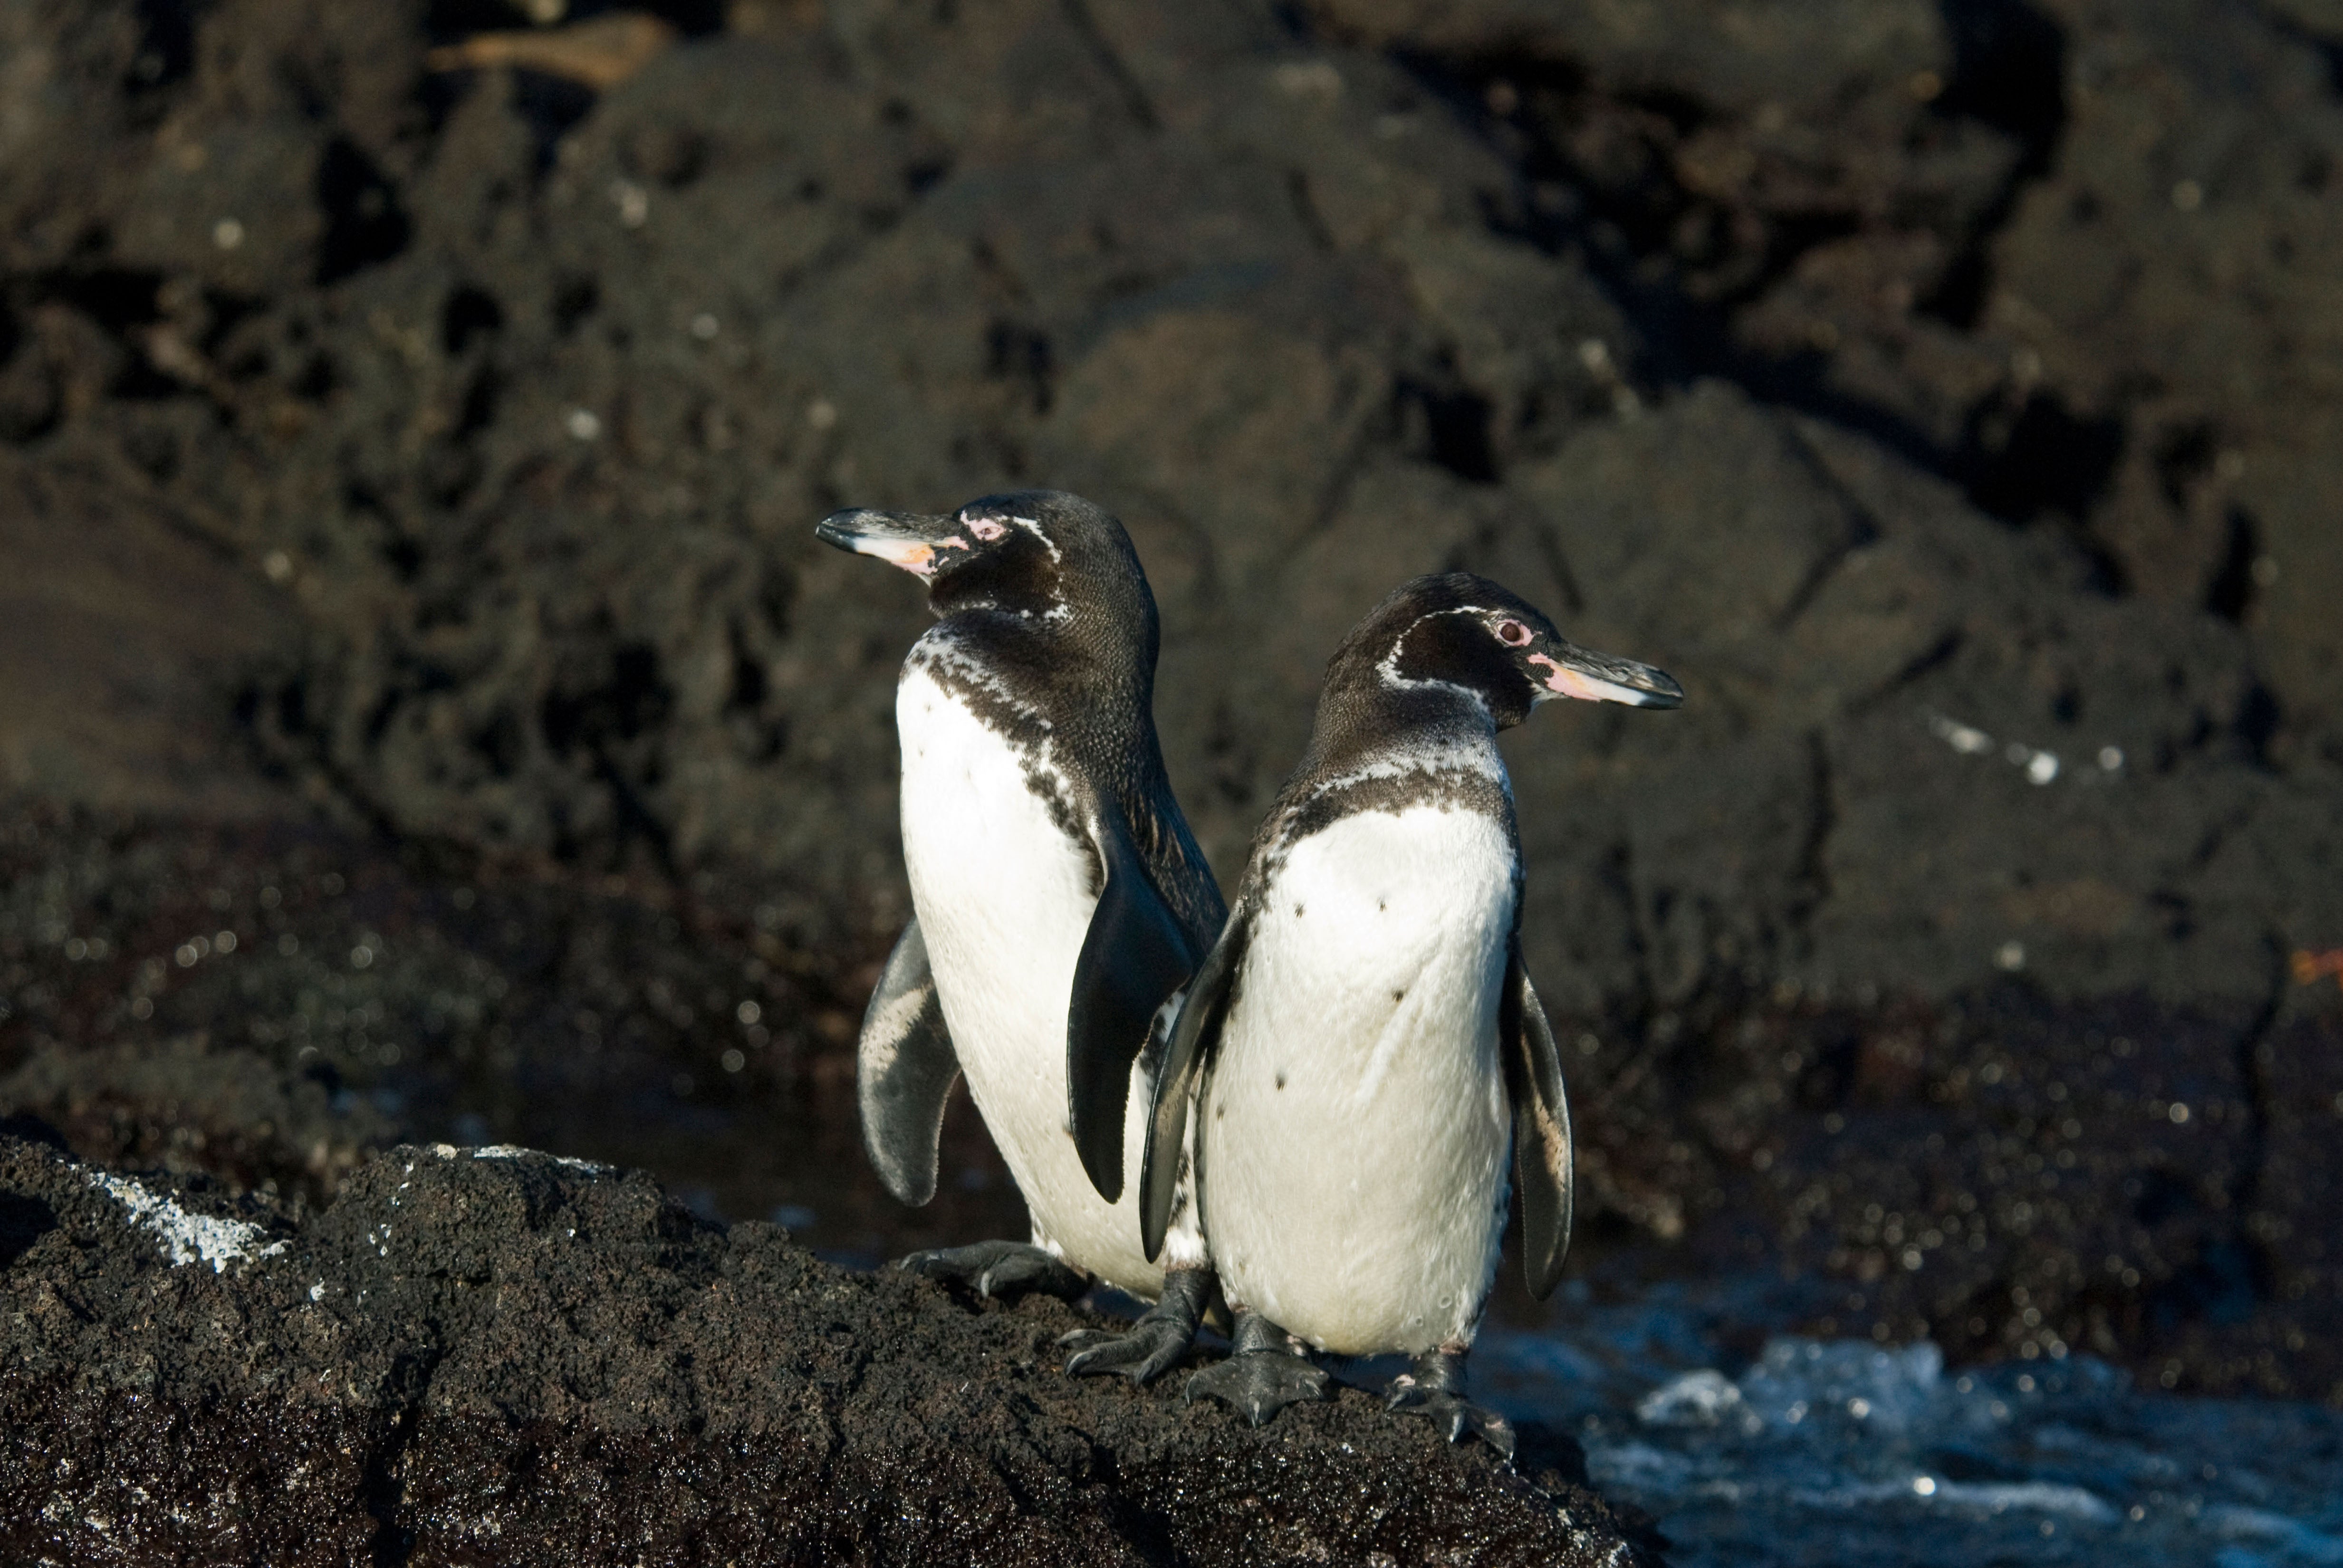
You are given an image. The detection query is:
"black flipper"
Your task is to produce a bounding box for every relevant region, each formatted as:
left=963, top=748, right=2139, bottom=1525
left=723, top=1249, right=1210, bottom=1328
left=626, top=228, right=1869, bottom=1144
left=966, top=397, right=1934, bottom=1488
left=1067, top=801, right=1201, bottom=1204
left=1499, top=939, right=1574, bottom=1299
left=856, top=919, right=960, bottom=1207
left=1138, top=913, right=1246, bottom=1262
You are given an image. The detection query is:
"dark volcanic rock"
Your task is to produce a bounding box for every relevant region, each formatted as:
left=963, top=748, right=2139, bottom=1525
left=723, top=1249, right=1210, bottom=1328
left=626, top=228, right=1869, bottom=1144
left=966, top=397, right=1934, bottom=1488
left=2, top=0, right=2332, bottom=1018
left=0, top=0, right=2340, bottom=1435
left=7, top=791, right=2337, bottom=1405
left=0, top=453, right=291, bottom=820
left=1561, top=982, right=2343, bottom=1404
left=0, top=1132, right=1655, bottom=1567
left=0, top=802, right=1035, bottom=1263
left=0, top=1033, right=394, bottom=1213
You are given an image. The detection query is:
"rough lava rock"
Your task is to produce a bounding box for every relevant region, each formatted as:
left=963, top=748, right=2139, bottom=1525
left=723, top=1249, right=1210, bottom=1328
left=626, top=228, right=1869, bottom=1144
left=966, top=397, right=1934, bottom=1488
left=0, top=0, right=2332, bottom=1012
left=1, top=0, right=2340, bottom=1419
left=0, top=1130, right=1657, bottom=1567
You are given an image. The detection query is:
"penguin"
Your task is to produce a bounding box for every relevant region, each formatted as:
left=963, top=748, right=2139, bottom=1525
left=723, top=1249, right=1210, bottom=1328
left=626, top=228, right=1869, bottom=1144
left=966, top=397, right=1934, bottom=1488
left=817, top=489, right=1225, bottom=1382
left=1137, top=573, right=1682, bottom=1454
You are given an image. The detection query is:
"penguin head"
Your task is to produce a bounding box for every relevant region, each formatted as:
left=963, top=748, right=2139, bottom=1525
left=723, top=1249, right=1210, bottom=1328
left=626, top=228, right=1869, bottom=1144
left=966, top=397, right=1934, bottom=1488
left=815, top=490, right=1153, bottom=637
left=1364, top=572, right=1683, bottom=729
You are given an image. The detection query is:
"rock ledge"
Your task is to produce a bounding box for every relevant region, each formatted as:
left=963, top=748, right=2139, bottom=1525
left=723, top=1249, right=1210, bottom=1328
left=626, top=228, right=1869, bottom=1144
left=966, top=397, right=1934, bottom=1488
left=0, top=1133, right=1653, bottom=1567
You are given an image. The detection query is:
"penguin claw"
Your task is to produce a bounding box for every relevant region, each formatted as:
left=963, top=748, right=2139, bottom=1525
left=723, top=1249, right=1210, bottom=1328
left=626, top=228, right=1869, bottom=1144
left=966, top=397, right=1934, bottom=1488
left=1183, top=1352, right=1329, bottom=1427
left=1062, top=1318, right=1190, bottom=1384
left=894, top=1240, right=1089, bottom=1303
left=1386, top=1381, right=1517, bottom=1463
left=1061, top=1266, right=1210, bottom=1385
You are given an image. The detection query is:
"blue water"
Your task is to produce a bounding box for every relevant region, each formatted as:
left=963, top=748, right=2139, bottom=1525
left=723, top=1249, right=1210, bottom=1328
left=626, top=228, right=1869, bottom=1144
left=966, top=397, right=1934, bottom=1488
left=1481, top=1279, right=2343, bottom=1567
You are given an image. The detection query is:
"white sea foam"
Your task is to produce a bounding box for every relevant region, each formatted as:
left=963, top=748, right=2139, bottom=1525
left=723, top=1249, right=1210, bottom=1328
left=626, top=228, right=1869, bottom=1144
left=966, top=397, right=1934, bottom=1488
left=1479, top=1275, right=2343, bottom=1568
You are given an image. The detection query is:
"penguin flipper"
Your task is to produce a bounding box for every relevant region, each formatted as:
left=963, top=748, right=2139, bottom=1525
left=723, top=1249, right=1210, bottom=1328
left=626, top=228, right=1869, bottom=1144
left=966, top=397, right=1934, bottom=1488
left=1500, top=941, right=1574, bottom=1300
left=857, top=918, right=960, bottom=1207
left=1139, top=913, right=1245, bottom=1262
left=1068, top=803, right=1201, bottom=1204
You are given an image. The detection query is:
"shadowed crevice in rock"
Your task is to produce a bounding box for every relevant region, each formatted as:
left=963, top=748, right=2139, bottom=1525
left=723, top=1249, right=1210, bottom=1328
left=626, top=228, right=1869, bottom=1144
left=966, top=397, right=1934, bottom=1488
left=1370, top=1, right=2120, bottom=548
left=0, top=1134, right=1659, bottom=1566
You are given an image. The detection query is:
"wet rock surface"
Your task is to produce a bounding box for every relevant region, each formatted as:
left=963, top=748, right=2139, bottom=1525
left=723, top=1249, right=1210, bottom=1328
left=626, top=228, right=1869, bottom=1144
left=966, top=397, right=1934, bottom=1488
left=0, top=0, right=2340, bottom=1547
left=0, top=1131, right=1652, bottom=1567
left=1565, top=985, right=2343, bottom=1402
left=2, top=792, right=2335, bottom=1415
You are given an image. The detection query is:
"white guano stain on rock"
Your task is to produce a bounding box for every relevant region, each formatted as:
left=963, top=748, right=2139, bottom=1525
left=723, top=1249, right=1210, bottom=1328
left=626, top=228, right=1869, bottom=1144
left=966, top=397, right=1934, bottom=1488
left=86, top=1171, right=286, bottom=1273
left=447, top=1142, right=608, bottom=1173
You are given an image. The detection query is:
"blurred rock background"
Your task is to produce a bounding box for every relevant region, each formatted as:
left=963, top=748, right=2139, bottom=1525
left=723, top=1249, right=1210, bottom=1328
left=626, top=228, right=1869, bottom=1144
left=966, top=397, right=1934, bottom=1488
left=0, top=0, right=2337, bottom=1400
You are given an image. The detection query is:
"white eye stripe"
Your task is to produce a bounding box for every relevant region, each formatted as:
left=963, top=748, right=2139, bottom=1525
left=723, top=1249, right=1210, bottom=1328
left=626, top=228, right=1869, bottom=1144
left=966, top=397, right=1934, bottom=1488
left=1009, top=514, right=1060, bottom=560
left=1373, top=637, right=1495, bottom=716
left=952, top=511, right=1049, bottom=549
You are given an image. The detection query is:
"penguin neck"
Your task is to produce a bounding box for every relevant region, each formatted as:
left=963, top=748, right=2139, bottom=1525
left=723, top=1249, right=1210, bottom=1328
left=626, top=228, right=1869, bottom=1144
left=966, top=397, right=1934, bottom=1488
left=929, top=536, right=1157, bottom=671
left=913, top=600, right=1162, bottom=811
left=1296, top=671, right=1504, bottom=790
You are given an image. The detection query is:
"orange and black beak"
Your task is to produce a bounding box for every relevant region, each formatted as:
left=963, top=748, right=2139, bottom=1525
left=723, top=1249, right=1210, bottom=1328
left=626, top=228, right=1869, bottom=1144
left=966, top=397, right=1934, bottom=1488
left=814, top=508, right=974, bottom=580
left=1525, top=636, right=1683, bottom=709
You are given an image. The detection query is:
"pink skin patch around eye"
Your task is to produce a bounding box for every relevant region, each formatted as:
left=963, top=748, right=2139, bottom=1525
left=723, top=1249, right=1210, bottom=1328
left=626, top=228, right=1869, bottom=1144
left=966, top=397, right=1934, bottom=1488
left=962, top=513, right=1008, bottom=542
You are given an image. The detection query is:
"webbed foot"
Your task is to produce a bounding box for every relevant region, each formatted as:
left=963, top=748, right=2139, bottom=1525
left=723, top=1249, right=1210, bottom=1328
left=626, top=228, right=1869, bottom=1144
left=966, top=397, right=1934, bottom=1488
left=1183, top=1311, right=1328, bottom=1426
left=895, top=1240, right=1089, bottom=1301
left=1388, top=1348, right=1515, bottom=1463
left=1062, top=1266, right=1210, bottom=1385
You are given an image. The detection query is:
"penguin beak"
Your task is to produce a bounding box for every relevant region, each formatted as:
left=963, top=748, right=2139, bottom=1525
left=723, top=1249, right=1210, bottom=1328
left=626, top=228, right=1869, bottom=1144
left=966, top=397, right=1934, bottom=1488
left=1527, top=640, right=1684, bottom=709
left=814, top=509, right=974, bottom=580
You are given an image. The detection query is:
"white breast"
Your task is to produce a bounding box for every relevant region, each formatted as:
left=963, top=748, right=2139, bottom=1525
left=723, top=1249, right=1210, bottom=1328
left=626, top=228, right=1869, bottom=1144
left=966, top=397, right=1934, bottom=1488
left=1199, top=803, right=1516, bottom=1356
left=895, top=661, right=1177, bottom=1296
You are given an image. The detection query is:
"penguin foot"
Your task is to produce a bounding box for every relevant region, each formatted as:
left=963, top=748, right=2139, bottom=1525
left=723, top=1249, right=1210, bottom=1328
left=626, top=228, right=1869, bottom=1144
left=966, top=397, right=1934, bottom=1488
left=1062, top=1319, right=1190, bottom=1384
left=895, top=1240, right=1089, bottom=1302
left=1062, top=1266, right=1211, bottom=1384
left=1182, top=1312, right=1328, bottom=1427
left=1184, top=1353, right=1330, bottom=1426
left=1387, top=1349, right=1515, bottom=1463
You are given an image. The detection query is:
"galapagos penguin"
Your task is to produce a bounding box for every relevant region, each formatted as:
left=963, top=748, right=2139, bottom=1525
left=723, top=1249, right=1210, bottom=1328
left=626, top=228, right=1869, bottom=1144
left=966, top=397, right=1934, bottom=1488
left=1138, top=573, right=1682, bottom=1452
left=817, top=489, right=1224, bottom=1382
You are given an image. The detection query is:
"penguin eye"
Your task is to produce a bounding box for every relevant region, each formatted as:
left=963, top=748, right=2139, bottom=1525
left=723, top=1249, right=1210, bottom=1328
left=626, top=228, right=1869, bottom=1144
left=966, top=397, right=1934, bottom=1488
left=963, top=514, right=1008, bottom=543
left=1495, top=619, right=1532, bottom=647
